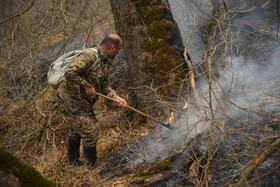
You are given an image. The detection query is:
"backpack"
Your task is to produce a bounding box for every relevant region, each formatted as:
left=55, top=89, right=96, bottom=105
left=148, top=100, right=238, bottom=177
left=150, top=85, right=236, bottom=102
left=47, top=48, right=98, bottom=89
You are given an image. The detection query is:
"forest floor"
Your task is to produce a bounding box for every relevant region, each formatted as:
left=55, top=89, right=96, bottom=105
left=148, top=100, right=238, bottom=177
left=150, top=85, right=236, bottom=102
left=1, top=79, right=279, bottom=187
left=0, top=86, right=180, bottom=187
left=1, top=1, right=280, bottom=186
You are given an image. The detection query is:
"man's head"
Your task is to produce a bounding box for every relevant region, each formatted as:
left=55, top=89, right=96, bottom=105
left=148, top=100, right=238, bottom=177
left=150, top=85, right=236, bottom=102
left=100, top=33, right=122, bottom=59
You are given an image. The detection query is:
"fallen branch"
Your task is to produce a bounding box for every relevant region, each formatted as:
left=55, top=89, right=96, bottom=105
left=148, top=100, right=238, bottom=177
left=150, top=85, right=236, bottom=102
left=236, top=139, right=280, bottom=186
left=246, top=164, right=280, bottom=185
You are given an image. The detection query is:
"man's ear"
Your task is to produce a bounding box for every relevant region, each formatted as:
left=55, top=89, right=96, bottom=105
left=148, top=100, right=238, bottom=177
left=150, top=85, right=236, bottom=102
left=110, top=45, right=116, bottom=50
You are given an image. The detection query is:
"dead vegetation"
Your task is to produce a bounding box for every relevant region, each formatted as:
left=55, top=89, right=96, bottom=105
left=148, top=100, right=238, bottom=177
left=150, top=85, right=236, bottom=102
left=0, top=0, right=280, bottom=187
left=174, top=0, right=280, bottom=186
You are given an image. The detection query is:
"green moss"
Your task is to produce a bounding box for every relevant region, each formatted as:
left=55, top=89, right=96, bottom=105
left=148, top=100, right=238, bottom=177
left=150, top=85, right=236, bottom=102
left=207, top=21, right=217, bottom=33
left=0, top=147, right=58, bottom=187
left=142, top=19, right=185, bottom=82
left=144, top=45, right=184, bottom=80
left=143, top=39, right=166, bottom=54
left=147, top=157, right=171, bottom=172
left=140, top=0, right=162, bottom=6
left=123, top=133, right=138, bottom=143
left=184, top=137, right=193, bottom=146
left=136, top=1, right=163, bottom=25
left=135, top=0, right=186, bottom=99
left=136, top=170, right=150, bottom=179
left=136, top=157, right=171, bottom=179
left=148, top=20, right=169, bottom=39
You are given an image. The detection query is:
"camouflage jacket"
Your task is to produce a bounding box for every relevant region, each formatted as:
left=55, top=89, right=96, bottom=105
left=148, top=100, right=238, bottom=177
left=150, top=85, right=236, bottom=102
left=57, top=46, right=116, bottom=113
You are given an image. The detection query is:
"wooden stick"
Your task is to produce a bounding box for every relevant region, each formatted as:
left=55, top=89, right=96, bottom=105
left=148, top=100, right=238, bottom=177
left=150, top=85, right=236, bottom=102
left=96, top=92, right=175, bottom=130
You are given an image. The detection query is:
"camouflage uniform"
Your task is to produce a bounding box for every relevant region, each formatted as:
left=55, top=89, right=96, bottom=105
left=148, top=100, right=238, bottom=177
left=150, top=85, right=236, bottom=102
left=57, top=46, right=116, bottom=147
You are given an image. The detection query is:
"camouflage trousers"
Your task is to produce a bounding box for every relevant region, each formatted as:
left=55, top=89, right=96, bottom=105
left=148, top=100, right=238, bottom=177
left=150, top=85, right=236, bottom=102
left=57, top=94, right=99, bottom=147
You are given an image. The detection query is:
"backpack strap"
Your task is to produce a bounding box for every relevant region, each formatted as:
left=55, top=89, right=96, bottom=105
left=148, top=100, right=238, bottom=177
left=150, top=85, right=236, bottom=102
left=87, top=48, right=99, bottom=70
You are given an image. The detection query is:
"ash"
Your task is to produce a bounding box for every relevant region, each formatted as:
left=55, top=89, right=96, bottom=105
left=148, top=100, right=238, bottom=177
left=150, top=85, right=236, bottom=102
left=101, top=51, right=280, bottom=186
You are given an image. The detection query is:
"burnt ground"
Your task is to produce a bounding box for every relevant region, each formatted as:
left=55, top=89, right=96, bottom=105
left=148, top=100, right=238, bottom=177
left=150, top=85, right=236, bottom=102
left=2, top=32, right=278, bottom=186
left=96, top=118, right=279, bottom=186
left=1, top=1, right=279, bottom=186
left=94, top=66, right=280, bottom=186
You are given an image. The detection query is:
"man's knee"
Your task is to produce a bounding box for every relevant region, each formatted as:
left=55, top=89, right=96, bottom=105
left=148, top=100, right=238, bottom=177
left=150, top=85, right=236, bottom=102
left=83, top=134, right=99, bottom=147
left=68, top=133, right=82, bottom=142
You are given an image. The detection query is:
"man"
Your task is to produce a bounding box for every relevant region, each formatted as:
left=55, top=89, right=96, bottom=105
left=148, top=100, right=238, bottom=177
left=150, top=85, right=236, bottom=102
left=56, top=33, right=127, bottom=166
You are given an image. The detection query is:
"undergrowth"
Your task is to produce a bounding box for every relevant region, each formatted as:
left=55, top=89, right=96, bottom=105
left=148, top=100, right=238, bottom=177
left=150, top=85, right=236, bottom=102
left=0, top=85, right=153, bottom=186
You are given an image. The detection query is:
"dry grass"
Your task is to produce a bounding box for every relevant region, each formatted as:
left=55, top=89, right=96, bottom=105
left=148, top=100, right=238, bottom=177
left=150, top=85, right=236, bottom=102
left=0, top=1, right=147, bottom=185
left=1, top=0, right=279, bottom=186
left=0, top=86, right=149, bottom=186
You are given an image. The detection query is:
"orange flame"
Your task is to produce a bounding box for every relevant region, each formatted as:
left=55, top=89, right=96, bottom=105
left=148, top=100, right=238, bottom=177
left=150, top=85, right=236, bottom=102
left=169, top=112, right=175, bottom=122
left=182, top=97, right=190, bottom=109
left=141, top=132, right=149, bottom=136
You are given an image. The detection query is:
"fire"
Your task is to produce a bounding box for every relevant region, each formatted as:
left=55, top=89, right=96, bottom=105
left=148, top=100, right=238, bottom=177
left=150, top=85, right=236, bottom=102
left=169, top=112, right=175, bottom=122
left=166, top=97, right=189, bottom=123
left=141, top=132, right=149, bottom=136
left=183, top=97, right=190, bottom=109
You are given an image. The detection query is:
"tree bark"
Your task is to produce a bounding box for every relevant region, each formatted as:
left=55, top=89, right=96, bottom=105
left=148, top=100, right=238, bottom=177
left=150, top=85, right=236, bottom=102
left=110, top=0, right=190, bottom=123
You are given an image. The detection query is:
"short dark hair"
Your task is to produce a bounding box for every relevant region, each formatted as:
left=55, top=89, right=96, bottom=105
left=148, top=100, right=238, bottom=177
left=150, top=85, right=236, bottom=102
left=100, top=34, right=120, bottom=48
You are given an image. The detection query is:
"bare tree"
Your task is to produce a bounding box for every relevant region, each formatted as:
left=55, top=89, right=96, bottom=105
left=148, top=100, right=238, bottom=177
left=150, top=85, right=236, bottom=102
left=0, top=0, right=114, bottom=112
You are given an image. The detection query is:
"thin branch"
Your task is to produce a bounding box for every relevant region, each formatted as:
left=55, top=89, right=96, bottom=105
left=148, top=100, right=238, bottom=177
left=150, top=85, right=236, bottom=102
left=277, top=0, right=280, bottom=43
left=222, top=0, right=228, bottom=12
left=0, top=0, right=35, bottom=25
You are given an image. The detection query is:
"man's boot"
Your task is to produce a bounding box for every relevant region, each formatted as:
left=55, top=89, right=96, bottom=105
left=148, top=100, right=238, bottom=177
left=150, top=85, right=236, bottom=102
left=67, top=138, right=85, bottom=166
left=83, top=145, right=97, bottom=166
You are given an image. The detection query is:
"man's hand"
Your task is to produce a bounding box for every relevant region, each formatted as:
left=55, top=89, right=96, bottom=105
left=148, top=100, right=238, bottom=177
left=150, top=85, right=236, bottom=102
left=82, top=85, right=96, bottom=98
left=112, top=94, right=127, bottom=108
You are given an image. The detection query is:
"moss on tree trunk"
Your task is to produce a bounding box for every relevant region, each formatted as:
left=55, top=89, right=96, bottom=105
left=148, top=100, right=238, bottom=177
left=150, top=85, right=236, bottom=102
left=110, top=0, right=189, bottom=122
left=0, top=148, right=58, bottom=187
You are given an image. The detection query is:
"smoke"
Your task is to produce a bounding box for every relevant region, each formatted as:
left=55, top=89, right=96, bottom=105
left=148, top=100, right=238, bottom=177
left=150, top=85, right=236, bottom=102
left=128, top=0, right=279, bottom=166
left=220, top=55, right=280, bottom=112
left=129, top=48, right=279, bottom=166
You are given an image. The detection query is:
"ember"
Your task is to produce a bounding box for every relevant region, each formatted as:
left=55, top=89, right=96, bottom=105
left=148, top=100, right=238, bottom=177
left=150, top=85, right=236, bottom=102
left=182, top=97, right=190, bottom=109
left=141, top=132, right=149, bottom=136
left=168, top=112, right=175, bottom=122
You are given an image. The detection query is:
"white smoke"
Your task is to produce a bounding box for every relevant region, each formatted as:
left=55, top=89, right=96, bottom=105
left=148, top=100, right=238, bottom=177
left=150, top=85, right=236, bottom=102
left=129, top=49, right=280, bottom=166
left=129, top=0, right=279, bottom=166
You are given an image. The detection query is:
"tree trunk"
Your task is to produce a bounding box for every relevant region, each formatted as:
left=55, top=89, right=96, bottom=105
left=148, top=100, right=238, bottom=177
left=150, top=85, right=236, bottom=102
left=110, top=0, right=190, bottom=123
left=0, top=148, right=57, bottom=186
